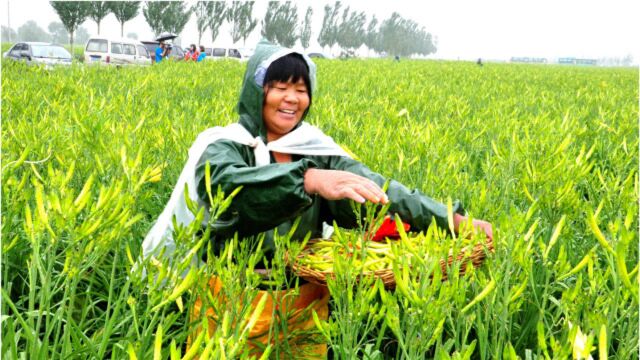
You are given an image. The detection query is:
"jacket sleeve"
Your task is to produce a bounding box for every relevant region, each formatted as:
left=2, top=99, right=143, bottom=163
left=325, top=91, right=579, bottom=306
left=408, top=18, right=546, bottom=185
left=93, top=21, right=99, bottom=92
left=195, top=140, right=318, bottom=237
left=325, top=156, right=465, bottom=232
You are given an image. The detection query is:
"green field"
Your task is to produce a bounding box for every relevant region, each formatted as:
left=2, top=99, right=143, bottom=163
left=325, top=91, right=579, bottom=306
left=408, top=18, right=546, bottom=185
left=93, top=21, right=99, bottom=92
left=1, top=59, right=638, bottom=359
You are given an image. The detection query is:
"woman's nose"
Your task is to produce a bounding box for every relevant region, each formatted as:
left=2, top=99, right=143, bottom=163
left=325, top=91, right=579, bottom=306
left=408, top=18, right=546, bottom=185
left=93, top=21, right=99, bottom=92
left=284, top=90, right=299, bottom=103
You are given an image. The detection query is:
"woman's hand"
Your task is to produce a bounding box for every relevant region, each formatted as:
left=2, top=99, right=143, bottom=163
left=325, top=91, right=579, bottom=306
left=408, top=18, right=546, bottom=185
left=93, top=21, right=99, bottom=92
left=453, top=213, right=493, bottom=240
left=304, top=168, right=388, bottom=204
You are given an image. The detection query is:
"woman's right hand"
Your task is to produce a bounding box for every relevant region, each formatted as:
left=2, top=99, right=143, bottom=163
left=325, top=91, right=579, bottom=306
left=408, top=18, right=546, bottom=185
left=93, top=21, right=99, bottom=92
left=304, top=168, right=388, bottom=204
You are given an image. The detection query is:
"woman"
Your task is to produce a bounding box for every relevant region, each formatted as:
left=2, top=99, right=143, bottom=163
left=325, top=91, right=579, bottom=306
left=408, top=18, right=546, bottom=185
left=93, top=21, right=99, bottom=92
left=143, top=40, right=492, bottom=357
left=193, top=41, right=492, bottom=261
left=184, top=43, right=199, bottom=61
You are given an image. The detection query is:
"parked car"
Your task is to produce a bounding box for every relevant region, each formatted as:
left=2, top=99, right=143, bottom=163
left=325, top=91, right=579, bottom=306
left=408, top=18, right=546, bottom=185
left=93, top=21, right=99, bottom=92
left=207, top=47, right=247, bottom=61
left=3, top=42, right=73, bottom=67
left=140, top=41, right=185, bottom=63
left=84, top=37, right=151, bottom=65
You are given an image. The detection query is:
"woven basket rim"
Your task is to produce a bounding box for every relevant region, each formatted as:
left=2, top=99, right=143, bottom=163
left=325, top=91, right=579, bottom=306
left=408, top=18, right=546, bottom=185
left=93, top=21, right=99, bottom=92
left=287, top=236, right=495, bottom=289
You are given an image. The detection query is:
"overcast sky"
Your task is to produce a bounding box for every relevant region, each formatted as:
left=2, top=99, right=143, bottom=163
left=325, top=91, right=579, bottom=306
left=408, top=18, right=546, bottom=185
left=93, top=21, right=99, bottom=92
left=2, top=0, right=639, bottom=62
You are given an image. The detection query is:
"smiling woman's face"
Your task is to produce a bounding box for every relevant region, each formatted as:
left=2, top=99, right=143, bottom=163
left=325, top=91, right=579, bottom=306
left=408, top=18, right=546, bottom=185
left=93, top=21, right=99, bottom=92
left=262, top=78, right=310, bottom=142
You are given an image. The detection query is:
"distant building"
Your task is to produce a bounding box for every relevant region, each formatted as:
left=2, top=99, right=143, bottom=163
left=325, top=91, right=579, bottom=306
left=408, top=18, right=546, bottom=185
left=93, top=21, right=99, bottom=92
left=510, top=57, right=548, bottom=64
left=558, top=57, right=598, bottom=66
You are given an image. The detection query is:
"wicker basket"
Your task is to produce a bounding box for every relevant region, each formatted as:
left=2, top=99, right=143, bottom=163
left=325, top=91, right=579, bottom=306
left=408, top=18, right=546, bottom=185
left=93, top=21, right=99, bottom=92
left=288, top=237, right=494, bottom=289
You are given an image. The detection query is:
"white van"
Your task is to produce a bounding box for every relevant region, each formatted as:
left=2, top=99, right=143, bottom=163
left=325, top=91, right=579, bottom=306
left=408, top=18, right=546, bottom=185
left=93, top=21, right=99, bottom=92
left=208, top=47, right=248, bottom=61
left=84, top=37, right=151, bottom=66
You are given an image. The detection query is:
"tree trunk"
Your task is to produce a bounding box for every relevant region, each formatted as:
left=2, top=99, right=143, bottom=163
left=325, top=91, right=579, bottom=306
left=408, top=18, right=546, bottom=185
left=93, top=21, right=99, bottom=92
left=97, top=22, right=101, bottom=35
left=69, top=31, right=74, bottom=58
left=198, top=32, right=202, bottom=46
left=120, top=23, right=124, bottom=37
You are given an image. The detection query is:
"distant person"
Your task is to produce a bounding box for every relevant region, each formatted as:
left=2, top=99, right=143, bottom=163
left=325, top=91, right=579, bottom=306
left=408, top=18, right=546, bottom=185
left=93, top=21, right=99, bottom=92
left=185, top=44, right=199, bottom=61
left=477, top=58, right=483, bottom=66
left=155, top=41, right=171, bottom=63
left=394, top=55, right=400, bottom=62
left=197, top=45, right=206, bottom=62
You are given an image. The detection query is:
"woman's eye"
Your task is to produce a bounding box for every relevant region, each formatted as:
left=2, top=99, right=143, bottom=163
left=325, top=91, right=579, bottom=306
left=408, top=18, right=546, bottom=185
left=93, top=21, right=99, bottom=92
left=297, top=89, right=307, bottom=93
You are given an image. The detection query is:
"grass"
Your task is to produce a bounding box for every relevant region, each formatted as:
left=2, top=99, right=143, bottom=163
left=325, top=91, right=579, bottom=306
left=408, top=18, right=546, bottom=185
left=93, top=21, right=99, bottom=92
left=1, top=58, right=638, bottom=359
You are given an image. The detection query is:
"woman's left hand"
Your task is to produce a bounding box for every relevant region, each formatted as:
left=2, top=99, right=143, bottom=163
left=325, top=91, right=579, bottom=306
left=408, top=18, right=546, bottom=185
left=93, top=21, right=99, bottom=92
left=453, top=213, right=493, bottom=240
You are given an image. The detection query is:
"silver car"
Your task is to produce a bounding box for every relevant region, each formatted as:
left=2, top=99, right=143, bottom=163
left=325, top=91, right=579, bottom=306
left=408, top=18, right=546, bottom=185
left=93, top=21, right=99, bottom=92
left=3, top=42, right=73, bottom=67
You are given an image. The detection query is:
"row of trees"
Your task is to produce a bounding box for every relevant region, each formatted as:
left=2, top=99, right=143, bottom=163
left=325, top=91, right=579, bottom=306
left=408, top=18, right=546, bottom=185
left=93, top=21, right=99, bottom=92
left=1, top=21, right=94, bottom=45
left=45, top=1, right=435, bottom=57
left=48, top=1, right=141, bottom=50
left=317, top=3, right=436, bottom=57
left=46, top=1, right=260, bottom=51
left=195, top=1, right=436, bottom=56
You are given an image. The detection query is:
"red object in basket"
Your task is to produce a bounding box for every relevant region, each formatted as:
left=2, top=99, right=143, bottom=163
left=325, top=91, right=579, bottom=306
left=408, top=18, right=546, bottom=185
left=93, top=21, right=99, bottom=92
left=372, top=216, right=410, bottom=241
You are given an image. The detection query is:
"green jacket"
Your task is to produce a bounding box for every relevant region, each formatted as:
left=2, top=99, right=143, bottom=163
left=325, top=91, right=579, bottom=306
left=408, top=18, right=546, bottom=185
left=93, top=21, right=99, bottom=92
left=195, top=41, right=463, bottom=259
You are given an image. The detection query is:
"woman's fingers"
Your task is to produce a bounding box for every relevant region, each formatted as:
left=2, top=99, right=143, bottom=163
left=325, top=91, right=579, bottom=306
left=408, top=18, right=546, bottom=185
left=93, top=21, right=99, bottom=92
left=359, top=178, right=388, bottom=203
left=347, top=176, right=386, bottom=203
left=479, top=221, right=493, bottom=240
left=454, top=215, right=494, bottom=240
left=472, top=219, right=493, bottom=240
left=352, top=183, right=382, bottom=203
left=337, top=182, right=378, bottom=204
left=341, top=187, right=366, bottom=203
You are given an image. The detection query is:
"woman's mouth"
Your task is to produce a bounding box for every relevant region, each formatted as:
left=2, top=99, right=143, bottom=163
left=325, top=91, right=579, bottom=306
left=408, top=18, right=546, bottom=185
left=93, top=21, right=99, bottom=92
left=278, top=109, right=297, bottom=119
